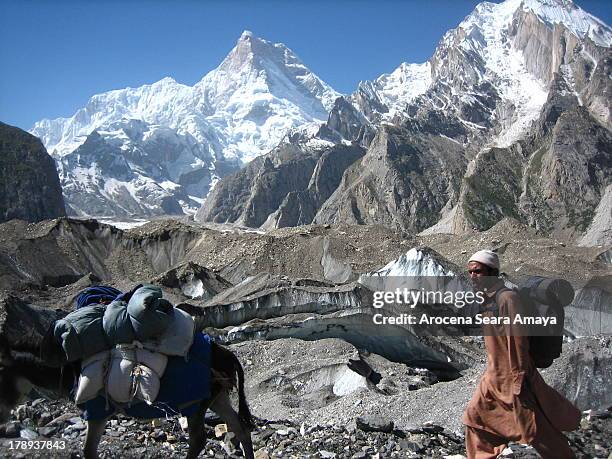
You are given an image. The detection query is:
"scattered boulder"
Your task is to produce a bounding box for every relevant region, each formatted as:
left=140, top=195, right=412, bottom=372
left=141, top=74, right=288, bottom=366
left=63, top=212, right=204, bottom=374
left=356, top=415, right=394, bottom=433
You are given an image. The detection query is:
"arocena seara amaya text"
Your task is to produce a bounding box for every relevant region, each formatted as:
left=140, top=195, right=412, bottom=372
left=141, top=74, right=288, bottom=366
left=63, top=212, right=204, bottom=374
left=372, top=313, right=558, bottom=327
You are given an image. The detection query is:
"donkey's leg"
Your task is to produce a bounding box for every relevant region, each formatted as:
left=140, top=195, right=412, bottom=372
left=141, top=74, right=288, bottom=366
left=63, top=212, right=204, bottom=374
left=210, top=392, right=255, bottom=459
left=84, top=417, right=108, bottom=459
left=187, top=399, right=212, bottom=459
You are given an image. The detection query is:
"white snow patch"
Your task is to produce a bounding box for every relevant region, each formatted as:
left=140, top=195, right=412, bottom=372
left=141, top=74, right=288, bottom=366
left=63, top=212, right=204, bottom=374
left=372, top=248, right=457, bottom=277
left=160, top=180, right=180, bottom=191
left=181, top=278, right=205, bottom=299
left=98, top=219, right=149, bottom=230
left=189, top=195, right=205, bottom=205
left=438, top=134, right=463, bottom=146
left=375, top=62, right=432, bottom=118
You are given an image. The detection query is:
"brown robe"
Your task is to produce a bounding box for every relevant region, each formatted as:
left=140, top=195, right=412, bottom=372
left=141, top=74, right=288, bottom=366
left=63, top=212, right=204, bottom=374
left=463, top=281, right=581, bottom=443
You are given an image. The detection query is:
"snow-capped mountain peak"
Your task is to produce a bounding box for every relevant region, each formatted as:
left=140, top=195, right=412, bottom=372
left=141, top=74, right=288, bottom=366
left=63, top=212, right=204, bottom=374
left=522, top=0, right=612, bottom=47
left=192, top=30, right=341, bottom=161
left=352, top=62, right=432, bottom=121
left=200, top=30, right=340, bottom=112
left=457, top=0, right=612, bottom=47
left=348, top=0, right=607, bottom=133
left=30, top=76, right=194, bottom=158
left=451, top=0, right=611, bottom=145
left=30, top=31, right=341, bottom=218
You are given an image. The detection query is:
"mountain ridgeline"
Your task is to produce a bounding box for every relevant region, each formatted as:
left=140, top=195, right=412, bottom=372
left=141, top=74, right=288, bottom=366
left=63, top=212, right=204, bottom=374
left=31, top=30, right=339, bottom=218
left=29, top=0, right=611, bottom=245
left=196, top=0, right=612, bottom=244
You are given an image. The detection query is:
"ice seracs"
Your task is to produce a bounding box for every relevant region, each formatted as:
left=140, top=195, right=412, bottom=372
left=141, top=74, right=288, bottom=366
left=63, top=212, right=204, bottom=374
left=369, top=248, right=458, bottom=277
left=358, top=247, right=473, bottom=299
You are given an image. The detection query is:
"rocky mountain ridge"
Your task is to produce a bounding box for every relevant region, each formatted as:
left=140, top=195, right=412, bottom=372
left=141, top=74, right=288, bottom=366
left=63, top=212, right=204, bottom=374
left=198, top=0, right=611, bottom=246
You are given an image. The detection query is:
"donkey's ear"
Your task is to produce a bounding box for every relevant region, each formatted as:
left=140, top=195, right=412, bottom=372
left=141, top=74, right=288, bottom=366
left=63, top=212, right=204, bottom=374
left=0, top=338, right=13, bottom=366
left=39, top=323, right=66, bottom=366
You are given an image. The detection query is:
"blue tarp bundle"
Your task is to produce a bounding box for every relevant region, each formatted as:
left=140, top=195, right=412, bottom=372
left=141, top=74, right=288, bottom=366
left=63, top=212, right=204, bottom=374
left=80, top=333, right=213, bottom=420
left=55, top=285, right=187, bottom=362
left=75, top=286, right=122, bottom=309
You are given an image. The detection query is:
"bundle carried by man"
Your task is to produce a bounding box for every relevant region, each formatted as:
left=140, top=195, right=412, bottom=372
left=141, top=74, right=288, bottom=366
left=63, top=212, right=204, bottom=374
left=53, top=284, right=195, bottom=405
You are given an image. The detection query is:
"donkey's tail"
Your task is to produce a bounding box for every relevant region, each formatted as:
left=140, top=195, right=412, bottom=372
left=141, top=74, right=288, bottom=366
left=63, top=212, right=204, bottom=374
left=233, top=353, right=255, bottom=431
left=211, top=342, right=255, bottom=431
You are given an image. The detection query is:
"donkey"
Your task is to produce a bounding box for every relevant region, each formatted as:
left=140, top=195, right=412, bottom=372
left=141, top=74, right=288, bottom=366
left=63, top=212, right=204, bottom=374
left=0, top=299, right=255, bottom=459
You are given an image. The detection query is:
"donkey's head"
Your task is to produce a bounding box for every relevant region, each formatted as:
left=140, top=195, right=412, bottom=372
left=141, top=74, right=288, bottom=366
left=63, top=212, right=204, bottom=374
left=0, top=336, right=78, bottom=423
left=0, top=339, right=33, bottom=422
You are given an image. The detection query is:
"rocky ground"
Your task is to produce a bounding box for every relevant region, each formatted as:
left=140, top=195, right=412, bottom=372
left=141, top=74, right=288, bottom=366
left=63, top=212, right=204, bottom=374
left=0, top=216, right=610, bottom=458
left=229, top=338, right=481, bottom=434
left=419, top=218, right=609, bottom=286
left=0, top=397, right=610, bottom=459
left=0, top=217, right=608, bottom=297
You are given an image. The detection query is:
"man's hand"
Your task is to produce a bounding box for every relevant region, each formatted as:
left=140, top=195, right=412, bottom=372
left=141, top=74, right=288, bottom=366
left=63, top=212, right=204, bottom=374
left=517, top=380, right=537, bottom=409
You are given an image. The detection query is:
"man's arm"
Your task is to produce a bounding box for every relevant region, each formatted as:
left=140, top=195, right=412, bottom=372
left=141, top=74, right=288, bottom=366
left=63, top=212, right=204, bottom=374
left=500, top=291, right=532, bottom=396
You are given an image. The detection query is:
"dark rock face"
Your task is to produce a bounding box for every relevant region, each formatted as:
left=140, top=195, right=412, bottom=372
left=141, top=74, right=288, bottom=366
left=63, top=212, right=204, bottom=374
left=263, top=144, right=365, bottom=229
left=523, top=107, right=612, bottom=238
left=0, top=122, right=66, bottom=223
left=195, top=155, right=267, bottom=224
left=196, top=142, right=365, bottom=229
left=460, top=144, right=526, bottom=231
left=318, top=96, right=376, bottom=146
left=582, top=51, right=612, bottom=129
left=59, top=122, right=213, bottom=218
left=196, top=144, right=319, bottom=227
left=438, top=54, right=611, bottom=238
left=458, top=70, right=611, bottom=237
left=315, top=125, right=467, bottom=232
left=356, top=415, right=394, bottom=433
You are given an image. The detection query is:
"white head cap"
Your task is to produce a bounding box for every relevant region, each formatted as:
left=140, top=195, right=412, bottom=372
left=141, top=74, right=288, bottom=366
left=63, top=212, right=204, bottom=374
left=468, top=250, right=499, bottom=270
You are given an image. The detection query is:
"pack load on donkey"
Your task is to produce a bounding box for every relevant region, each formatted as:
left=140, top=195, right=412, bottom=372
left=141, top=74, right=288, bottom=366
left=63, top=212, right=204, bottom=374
left=53, top=284, right=202, bottom=409
left=0, top=286, right=255, bottom=458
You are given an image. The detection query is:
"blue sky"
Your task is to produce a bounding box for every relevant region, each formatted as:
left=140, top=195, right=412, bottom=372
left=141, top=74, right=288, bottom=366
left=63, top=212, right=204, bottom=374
left=1, top=0, right=610, bottom=131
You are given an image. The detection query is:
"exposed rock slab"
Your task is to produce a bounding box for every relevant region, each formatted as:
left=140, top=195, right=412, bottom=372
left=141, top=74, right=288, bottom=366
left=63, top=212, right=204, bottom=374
left=0, top=122, right=66, bottom=224
left=579, top=184, right=612, bottom=247
left=542, top=336, right=612, bottom=411
left=152, top=261, right=232, bottom=302
left=314, top=125, right=467, bottom=233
